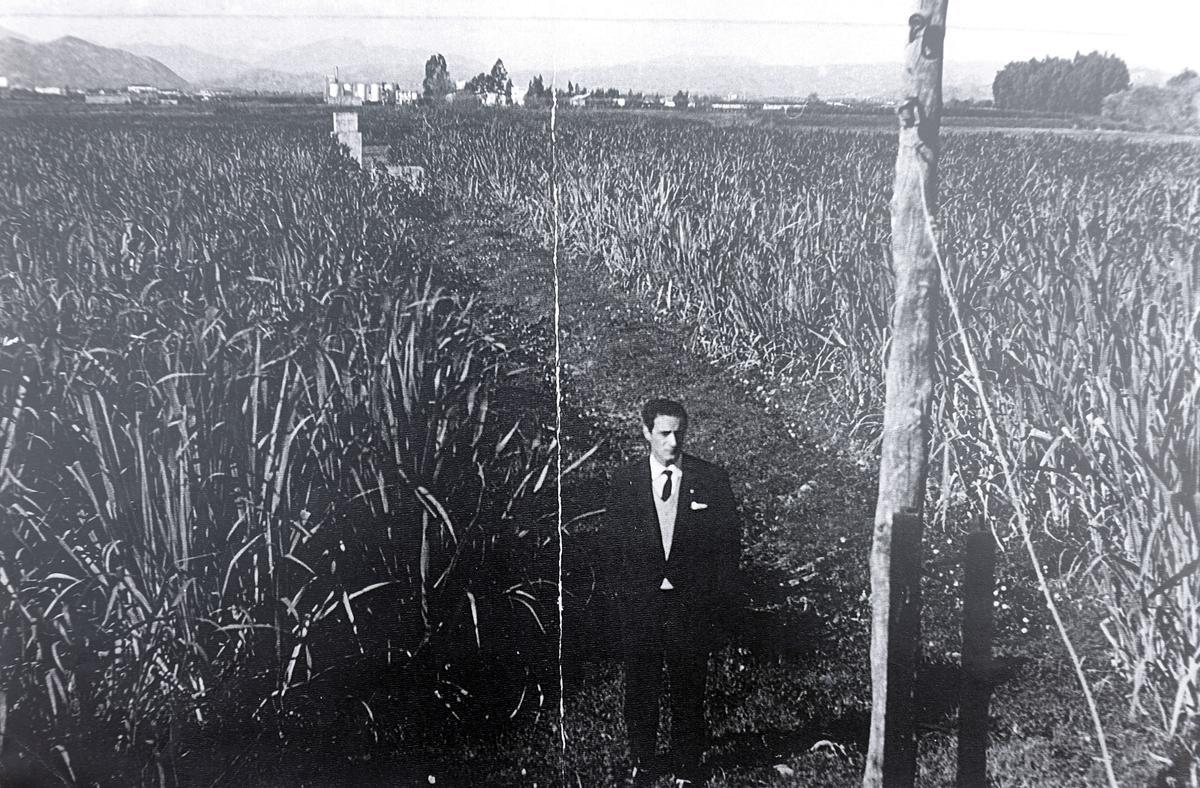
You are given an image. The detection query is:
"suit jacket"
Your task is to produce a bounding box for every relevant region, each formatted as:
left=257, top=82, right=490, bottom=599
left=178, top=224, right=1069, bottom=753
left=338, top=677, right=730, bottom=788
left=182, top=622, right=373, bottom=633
left=603, top=453, right=741, bottom=654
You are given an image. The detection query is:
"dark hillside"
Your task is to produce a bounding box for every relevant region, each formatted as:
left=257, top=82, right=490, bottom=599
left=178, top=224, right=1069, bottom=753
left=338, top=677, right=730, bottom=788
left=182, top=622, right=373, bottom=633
left=0, top=35, right=188, bottom=89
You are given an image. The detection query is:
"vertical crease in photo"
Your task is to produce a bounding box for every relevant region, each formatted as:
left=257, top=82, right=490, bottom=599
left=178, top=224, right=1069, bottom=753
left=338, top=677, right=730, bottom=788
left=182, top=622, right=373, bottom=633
left=548, top=57, right=568, bottom=770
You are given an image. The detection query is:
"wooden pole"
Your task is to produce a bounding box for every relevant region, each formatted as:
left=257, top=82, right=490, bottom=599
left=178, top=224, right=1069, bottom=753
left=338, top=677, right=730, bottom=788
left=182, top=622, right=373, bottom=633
left=864, top=2, right=948, bottom=787
left=958, top=530, right=995, bottom=787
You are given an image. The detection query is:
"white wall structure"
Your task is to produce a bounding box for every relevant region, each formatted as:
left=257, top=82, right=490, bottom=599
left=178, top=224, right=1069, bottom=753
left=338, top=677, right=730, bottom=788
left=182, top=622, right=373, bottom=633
left=332, top=112, right=362, bottom=165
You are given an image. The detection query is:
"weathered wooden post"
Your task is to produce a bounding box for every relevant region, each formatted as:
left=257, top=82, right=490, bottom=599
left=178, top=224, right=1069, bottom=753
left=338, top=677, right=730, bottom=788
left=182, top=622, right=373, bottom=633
left=864, top=2, right=948, bottom=787
left=958, top=530, right=995, bottom=787
left=332, top=111, right=362, bottom=166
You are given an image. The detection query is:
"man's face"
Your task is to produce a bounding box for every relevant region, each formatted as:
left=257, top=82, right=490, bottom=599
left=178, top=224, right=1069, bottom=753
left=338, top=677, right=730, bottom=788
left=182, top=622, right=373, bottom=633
left=643, top=414, right=685, bottom=466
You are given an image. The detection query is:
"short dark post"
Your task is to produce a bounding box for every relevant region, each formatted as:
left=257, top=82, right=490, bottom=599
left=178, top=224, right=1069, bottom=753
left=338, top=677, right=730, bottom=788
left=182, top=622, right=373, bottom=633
left=883, top=513, right=926, bottom=782
left=883, top=511, right=924, bottom=786
left=958, top=530, right=995, bottom=787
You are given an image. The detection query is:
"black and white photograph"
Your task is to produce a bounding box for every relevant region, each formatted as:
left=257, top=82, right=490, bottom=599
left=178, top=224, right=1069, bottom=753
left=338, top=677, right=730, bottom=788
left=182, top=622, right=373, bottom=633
left=0, top=1, right=1197, bottom=785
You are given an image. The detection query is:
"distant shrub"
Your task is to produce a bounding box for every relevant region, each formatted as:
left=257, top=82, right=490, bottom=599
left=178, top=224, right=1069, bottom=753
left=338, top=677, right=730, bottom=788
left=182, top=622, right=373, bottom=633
left=1103, top=70, right=1200, bottom=133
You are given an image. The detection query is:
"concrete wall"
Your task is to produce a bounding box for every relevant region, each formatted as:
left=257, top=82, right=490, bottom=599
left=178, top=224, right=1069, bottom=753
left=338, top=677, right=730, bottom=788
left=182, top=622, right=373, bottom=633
left=332, top=112, right=362, bottom=165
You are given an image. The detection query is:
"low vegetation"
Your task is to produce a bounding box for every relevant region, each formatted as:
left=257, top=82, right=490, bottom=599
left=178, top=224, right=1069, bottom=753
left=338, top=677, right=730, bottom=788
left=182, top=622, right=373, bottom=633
left=385, top=109, right=1200, bottom=775
left=0, top=117, right=565, bottom=783
left=2, top=103, right=1198, bottom=784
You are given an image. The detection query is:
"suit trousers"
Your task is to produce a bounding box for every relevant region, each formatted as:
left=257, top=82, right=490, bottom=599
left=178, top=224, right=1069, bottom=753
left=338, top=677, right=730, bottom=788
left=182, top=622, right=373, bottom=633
left=622, top=588, right=709, bottom=777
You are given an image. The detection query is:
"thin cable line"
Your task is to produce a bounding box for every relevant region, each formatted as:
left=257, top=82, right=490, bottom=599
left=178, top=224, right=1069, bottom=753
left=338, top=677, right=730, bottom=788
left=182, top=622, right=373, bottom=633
left=2, top=11, right=1132, bottom=37
left=550, top=53, right=568, bottom=774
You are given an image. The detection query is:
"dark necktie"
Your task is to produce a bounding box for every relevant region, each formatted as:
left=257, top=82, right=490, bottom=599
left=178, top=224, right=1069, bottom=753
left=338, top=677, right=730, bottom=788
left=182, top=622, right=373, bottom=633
left=661, top=469, right=673, bottom=501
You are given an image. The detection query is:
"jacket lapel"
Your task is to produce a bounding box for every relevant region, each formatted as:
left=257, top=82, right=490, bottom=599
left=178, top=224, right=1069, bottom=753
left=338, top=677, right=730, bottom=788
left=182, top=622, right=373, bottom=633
left=676, top=455, right=696, bottom=522
left=672, top=455, right=693, bottom=561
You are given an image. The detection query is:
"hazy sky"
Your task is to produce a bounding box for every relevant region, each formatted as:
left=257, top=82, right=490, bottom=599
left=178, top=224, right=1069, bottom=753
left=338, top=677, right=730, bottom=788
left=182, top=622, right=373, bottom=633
left=2, top=0, right=1195, bottom=74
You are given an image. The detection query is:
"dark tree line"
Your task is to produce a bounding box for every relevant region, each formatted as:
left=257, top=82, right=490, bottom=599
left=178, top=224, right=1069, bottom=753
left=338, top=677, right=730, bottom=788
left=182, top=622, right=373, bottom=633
left=992, top=51, right=1130, bottom=114
left=522, top=78, right=628, bottom=106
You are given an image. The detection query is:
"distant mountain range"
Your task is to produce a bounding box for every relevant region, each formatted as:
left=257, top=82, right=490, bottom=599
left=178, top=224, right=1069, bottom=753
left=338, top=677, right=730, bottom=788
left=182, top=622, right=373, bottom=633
left=0, top=35, right=188, bottom=90
left=0, top=31, right=1174, bottom=100
left=122, top=43, right=248, bottom=84
left=122, top=39, right=487, bottom=93
left=119, top=43, right=320, bottom=93
left=115, top=41, right=1007, bottom=100
left=246, top=38, right=487, bottom=84
left=129, top=41, right=995, bottom=99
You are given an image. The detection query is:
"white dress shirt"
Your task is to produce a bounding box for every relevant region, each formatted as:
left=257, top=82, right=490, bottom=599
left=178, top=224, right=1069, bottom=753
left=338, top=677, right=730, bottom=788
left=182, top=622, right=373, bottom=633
left=649, top=456, right=682, bottom=589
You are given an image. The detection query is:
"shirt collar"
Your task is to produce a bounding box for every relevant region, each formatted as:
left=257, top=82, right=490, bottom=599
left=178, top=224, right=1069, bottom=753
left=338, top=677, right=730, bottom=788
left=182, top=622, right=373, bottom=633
left=649, top=454, right=683, bottom=480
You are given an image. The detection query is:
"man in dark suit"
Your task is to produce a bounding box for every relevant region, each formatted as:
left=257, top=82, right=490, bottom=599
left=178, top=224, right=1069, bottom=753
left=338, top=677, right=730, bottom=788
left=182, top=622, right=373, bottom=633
left=604, top=398, right=741, bottom=787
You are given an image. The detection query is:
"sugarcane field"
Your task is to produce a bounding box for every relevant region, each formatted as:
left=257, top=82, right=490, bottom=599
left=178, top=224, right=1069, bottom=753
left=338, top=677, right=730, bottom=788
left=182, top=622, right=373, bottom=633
left=0, top=4, right=1198, bottom=787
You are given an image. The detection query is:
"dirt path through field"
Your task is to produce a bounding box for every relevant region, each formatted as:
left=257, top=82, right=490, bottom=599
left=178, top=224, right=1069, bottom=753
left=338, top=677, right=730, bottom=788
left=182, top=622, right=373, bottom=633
left=426, top=209, right=879, bottom=786
left=438, top=208, right=877, bottom=570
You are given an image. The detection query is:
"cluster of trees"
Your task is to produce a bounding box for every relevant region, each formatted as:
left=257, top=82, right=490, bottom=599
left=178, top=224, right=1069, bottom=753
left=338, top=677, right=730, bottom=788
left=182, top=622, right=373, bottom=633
left=423, top=54, right=513, bottom=104
left=522, top=78, right=695, bottom=110
left=523, top=75, right=553, bottom=107
left=422, top=54, right=454, bottom=101
left=522, top=78, right=644, bottom=106
left=1102, top=68, right=1200, bottom=134
left=465, top=59, right=514, bottom=103
left=992, top=51, right=1130, bottom=115
left=1168, top=68, right=1199, bottom=87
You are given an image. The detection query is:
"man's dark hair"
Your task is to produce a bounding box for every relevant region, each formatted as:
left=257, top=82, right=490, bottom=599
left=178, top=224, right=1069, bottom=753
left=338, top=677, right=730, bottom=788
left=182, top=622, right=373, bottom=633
left=641, top=398, right=688, bottom=430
